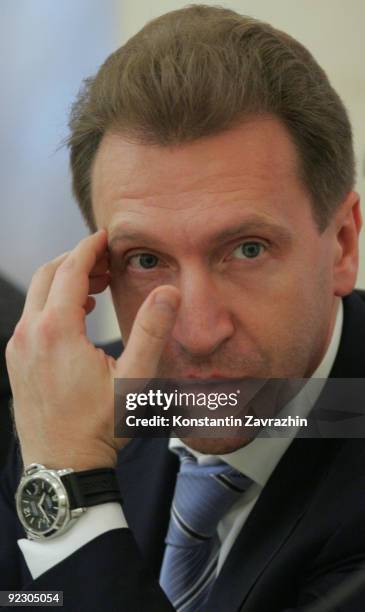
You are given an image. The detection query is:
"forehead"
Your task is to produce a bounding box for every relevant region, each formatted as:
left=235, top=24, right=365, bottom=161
left=91, top=116, right=309, bottom=235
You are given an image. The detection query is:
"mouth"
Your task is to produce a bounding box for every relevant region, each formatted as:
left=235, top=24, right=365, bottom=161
left=184, top=372, right=245, bottom=380
left=178, top=373, right=248, bottom=389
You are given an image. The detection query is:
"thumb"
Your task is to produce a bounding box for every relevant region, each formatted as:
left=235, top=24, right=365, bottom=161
left=116, top=285, right=180, bottom=379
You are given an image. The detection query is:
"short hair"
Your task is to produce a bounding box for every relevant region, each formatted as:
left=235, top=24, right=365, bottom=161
left=66, top=4, right=355, bottom=232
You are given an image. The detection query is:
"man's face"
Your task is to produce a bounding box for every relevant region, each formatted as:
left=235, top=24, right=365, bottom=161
left=92, top=116, right=352, bottom=452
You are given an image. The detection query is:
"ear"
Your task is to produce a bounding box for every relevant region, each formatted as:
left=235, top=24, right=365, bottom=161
left=333, top=191, right=362, bottom=297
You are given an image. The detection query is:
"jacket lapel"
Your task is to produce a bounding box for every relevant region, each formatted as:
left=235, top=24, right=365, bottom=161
left=207, top=437, right=341, bottom=611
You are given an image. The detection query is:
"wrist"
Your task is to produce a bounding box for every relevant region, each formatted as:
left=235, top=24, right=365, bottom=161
left=20, top=446, right=118, bottom=472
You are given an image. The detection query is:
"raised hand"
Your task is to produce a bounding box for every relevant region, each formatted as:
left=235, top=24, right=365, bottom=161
left=5, top=230, right=180, bottom=470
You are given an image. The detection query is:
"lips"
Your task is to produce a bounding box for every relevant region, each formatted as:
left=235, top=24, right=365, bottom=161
left=184, top=373, right=243, bottom=380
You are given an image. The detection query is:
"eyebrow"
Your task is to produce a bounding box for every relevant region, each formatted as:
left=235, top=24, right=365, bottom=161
left=108, top=218, right=293, bottom=250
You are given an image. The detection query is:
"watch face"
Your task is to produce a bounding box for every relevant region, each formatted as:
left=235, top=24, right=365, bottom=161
left=19, top=477, right=60, bottom=533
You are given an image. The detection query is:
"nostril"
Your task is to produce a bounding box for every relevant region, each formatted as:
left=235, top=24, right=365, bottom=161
left=171, top=316, right=234, bottom=358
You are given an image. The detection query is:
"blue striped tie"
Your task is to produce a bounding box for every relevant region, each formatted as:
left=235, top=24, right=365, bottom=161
left=159, top=449, right=253, bottom=612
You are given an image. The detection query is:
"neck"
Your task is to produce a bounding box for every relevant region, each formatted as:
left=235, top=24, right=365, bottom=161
left=306, top=296, right=341, bottom=378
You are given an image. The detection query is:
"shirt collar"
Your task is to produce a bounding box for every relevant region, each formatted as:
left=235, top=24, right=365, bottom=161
left=169, top=299, right=343, bottom=486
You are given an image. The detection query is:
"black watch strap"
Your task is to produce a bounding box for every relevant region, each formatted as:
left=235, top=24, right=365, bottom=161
left=60, top=468, right=122, bottom=509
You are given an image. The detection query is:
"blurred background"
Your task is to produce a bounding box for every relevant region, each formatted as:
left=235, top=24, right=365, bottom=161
left=1, top=0, right=364, bottom=345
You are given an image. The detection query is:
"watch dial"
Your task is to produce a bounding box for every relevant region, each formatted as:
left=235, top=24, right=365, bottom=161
left=20, top=478, right=59, bottom=532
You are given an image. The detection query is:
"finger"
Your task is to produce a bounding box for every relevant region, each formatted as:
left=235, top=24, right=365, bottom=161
left=22, top=241, right=108, bottom=317
left=46, top=229, right=108, bottom=313
left=116, top=285, right=180, bottom=379
left=89, top=273, right=111, bottom=295
left=83, top=296, right=96, bottom=315
left=90, top=253, right=110, bottom=277
left=22, top=252, right=70, bottom=315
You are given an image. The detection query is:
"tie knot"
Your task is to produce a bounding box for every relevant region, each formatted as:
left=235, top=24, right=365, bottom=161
left=167, top=449, right=253, bottom=545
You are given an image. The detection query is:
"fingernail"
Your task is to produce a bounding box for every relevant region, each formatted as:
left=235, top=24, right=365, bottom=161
left=153, top=290, right=180, bottom=312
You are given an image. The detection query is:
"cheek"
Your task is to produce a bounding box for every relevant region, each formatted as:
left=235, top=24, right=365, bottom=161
left=227, top=258, right=323, bottom=350
left=110, top=276, right=152, bottom=342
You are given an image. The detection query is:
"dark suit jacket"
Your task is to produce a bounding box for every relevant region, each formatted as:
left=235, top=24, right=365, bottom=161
left=0, top=275, right=25, bottom=469
left=1, top=291, right=365, bottom=611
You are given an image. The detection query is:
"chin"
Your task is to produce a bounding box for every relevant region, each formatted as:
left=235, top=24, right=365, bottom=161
left=181, top=437, right=254, bottom=456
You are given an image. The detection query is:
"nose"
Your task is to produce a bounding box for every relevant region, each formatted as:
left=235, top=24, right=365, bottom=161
left=171, top=270, right=234, bottom=357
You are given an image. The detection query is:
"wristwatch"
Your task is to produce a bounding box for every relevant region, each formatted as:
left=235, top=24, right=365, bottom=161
left=15, top=463, right=122, bottom=541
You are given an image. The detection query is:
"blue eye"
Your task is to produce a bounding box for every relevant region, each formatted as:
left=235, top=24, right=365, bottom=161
left=128, top=253, right=159, bottom=269
left=232, top=242, right=265, bottom=259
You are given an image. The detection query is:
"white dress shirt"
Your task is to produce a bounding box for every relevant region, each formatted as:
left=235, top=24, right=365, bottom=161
left=18, top=300, right=343, bottom=580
